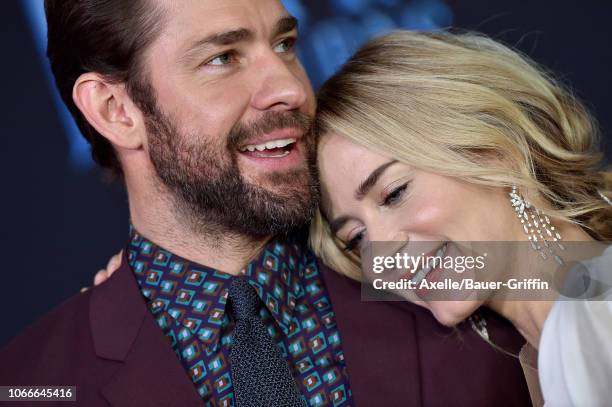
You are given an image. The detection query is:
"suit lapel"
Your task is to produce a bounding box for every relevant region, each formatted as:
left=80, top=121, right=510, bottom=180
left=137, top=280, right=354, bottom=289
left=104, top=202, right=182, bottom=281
left=90, top=250, right=202, bottom=407
left=319, top=262, right=423, bottom=406
left=100, top=316, right=203, bottom=407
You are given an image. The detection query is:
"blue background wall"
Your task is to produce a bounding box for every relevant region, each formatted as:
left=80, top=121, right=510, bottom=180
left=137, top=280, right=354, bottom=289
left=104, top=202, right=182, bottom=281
left=2, top=0, right=611, bottom=345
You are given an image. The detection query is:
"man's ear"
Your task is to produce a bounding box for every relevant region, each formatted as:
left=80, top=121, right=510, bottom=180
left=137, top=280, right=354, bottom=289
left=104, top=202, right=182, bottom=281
left=72, top=72, right=145, bottom=150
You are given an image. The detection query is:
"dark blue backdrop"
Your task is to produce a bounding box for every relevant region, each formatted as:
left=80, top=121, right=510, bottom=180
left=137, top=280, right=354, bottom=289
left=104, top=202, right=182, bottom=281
left=2, top=0, right=611, bottom=345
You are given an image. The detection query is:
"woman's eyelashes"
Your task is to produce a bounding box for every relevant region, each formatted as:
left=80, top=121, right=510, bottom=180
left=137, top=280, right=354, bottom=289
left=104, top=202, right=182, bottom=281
left=341, top=181, right=411, bottom=252
left=380, top=181, right=410, bottom=206
left=344, top=229, right=365, bottom=252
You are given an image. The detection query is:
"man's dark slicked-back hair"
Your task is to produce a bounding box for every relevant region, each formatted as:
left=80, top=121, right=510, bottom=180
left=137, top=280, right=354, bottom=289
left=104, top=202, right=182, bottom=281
left=45, top=0, right=166, bottom=174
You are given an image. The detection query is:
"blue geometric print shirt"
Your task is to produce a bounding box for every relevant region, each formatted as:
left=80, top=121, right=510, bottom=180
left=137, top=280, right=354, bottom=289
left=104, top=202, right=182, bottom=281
left=128, top=228, right=354, bottom=407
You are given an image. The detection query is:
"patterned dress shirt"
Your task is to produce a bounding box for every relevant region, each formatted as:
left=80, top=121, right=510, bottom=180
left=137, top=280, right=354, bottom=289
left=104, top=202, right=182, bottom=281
left=128, top=228, right=354, bottom=406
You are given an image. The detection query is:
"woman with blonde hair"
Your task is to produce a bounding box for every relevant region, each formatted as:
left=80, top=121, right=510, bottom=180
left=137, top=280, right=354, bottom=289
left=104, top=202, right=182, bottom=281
left=310, top=30, right=612, bottom=405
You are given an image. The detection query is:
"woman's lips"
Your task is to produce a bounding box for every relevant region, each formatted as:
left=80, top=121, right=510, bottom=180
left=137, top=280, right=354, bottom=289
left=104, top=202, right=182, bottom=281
left=393, top=242, right=448, bottom=284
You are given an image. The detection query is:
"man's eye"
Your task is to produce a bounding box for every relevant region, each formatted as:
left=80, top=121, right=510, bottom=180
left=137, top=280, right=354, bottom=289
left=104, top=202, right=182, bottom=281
left=344, top=230, right=365, bottom=253
left=382, top=183, right=409, bottom=206
left=273, top=38, right=296, bottom=54
left=206, top=53, right=234, bottom=66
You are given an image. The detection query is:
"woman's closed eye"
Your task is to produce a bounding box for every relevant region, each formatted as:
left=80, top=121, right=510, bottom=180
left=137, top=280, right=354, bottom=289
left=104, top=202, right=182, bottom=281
left=343, top=229, right=366, bottom=253
left=381, top=182, right=410, bottom=206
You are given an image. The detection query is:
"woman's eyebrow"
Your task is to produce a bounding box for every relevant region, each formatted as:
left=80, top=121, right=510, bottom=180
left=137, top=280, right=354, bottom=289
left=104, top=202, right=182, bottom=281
left=355, top=160, right=398, bottom=200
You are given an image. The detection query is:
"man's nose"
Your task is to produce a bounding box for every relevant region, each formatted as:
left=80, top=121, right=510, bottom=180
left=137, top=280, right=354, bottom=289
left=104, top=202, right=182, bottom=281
left=251, top=52, right=308, bottom=112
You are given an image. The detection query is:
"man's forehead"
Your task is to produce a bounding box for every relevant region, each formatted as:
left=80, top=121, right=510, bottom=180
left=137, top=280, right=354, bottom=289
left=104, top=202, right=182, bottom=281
left=159, top=0, right=289, bottom=42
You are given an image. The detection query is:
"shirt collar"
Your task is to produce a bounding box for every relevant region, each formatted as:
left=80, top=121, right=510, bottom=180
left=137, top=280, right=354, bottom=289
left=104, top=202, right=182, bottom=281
left=127, top=226, right=308, bottom=348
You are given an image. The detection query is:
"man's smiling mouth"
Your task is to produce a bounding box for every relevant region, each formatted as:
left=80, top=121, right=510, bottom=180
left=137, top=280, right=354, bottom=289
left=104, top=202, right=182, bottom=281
left=239, top=138, right=297, bottom=158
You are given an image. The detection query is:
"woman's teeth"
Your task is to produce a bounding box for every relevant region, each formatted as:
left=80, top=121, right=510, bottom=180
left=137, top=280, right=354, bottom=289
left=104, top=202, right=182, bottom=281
left=411, top=243, right=448, bottom=285
left=239, top=138, right=297, bottom=153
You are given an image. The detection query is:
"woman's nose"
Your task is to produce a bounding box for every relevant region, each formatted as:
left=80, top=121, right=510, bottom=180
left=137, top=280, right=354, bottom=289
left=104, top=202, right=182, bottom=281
left=366, top=223, right=409, bottom=243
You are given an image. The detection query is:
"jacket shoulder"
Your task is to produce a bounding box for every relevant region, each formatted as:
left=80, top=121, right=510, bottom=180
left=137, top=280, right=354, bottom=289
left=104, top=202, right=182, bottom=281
left=0, top=290, right=95, bottom=384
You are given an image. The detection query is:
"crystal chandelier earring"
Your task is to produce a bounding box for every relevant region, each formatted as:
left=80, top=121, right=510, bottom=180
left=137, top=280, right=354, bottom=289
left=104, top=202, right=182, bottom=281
left=509, top=185, right=564, bottom=264
left=470, top=186, right=609, bottom=355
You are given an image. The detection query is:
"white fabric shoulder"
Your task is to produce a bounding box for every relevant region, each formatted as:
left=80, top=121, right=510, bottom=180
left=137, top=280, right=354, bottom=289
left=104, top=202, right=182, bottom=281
left=538, top=247, right=612, bottom=406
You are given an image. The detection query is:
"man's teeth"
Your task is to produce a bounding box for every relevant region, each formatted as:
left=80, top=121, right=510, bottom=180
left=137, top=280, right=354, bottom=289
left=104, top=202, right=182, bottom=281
left=240, top=138, right=297, bottom=153
left=411, top=243, right=448, bottom=285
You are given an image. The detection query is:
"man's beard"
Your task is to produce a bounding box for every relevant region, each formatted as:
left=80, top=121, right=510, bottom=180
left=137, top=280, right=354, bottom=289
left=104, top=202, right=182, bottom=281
left=144, top=105, right=319, bottom=238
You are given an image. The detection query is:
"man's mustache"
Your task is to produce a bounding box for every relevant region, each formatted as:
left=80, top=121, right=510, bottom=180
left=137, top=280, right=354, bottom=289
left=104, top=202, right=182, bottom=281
left=227, top=111, right=314, bottom=149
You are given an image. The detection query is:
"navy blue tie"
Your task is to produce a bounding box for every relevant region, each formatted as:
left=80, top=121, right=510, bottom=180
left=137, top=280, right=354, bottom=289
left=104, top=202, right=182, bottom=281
left=228, top=277, right=305, bottom=407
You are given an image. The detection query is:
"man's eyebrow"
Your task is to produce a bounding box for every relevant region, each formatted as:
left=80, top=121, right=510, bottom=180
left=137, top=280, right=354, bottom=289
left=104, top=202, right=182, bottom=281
left=355, top=160, right=398, bottom=201
left=183, top=28, right=253, bottom=59
left=272, top=16, right=298, bottom=38
left=181, top=17, right=297, bottom=63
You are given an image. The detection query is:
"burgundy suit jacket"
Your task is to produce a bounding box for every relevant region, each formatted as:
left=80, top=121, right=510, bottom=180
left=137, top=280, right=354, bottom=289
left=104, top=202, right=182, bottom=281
left=0, top=251, right=531, bottom=406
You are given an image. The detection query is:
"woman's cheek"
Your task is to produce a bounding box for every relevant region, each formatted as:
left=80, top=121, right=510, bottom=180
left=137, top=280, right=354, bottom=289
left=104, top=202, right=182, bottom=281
left=396, top=201, right=450, bottom=235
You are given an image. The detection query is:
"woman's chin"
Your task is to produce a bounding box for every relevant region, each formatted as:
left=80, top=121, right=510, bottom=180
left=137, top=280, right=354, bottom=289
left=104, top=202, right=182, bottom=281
left=427, top=300, right=482, bottom=327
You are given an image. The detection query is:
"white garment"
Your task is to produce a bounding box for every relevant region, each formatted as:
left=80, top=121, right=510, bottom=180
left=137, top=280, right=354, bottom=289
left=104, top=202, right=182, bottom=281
left=538, top=247, right=612, bottom=406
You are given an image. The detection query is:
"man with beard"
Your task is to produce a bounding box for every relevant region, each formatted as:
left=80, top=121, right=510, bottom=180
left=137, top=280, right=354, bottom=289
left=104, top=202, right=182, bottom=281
left=0, top=1, right=531, bottom=406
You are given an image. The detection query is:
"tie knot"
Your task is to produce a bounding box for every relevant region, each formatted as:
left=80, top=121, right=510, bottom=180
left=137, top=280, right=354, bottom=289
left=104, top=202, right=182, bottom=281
left=229, top=278, right=260, bottom=320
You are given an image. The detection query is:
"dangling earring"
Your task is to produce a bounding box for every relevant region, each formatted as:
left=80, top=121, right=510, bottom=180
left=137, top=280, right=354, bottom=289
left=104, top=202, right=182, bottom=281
left=509, top=185, right=564, bottom=264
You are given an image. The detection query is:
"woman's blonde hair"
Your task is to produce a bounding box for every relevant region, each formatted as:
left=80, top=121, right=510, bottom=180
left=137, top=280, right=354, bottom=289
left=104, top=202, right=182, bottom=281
left=310, top=30, right=612, bottom=281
